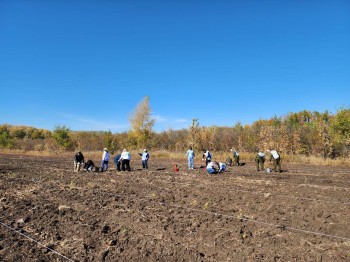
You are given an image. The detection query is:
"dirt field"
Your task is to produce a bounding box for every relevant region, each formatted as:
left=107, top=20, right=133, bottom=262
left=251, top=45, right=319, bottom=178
left=1, top=154, right=350, bottom=261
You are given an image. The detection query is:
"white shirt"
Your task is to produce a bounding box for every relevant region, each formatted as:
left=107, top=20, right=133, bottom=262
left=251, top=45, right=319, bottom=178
left=206, top=161, right=217, bottom=169
left=121, top=151, right=131, bottom=160
left=102, top=151, right=110, bottom=161
left=203, top=151, right=211, bottom=159
left=141, top=152, right=149, bottom=161
left=270, top=150, right=279, bottom=159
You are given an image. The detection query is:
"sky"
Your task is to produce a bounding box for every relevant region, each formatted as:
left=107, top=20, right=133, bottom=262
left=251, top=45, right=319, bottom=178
left=1, top=0, right=349, bottom=132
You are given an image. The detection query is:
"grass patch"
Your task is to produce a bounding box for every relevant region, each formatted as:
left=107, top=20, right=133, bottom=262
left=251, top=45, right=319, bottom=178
left=1, top=149, right=349, bottom=166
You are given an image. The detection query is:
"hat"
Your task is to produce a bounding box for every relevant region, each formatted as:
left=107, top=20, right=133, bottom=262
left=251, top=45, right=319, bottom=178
left=104, top=148, right=108, bottom=151
left=144, top=149, right=147, bottom=152
left=123, top=149, right=126, bottom=152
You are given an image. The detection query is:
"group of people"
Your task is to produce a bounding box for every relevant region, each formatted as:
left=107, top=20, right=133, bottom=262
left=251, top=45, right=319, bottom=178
left=74, top=146, right=281, bottom=174
left=186, top=147, right=282, bottom=174
left=254, top=149, right=281, bottom=172
left=185, top=147, right=226, bottom=174
left=73, top=148, right=150, bottom=173
left=112, top=149, right=149, bottom=171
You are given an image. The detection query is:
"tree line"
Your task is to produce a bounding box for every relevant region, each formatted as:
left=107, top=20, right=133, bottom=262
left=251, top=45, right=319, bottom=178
left=1, top=103, right=349, bottom=158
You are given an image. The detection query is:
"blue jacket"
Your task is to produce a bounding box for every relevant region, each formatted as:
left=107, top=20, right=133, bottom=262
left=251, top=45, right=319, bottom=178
left=113, top=154, right=121, bottom=163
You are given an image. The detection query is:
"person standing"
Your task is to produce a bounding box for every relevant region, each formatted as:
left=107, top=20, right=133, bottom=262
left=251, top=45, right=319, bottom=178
left=268, top=149, right=281, bottom=172
left=202, top=149, right=212, bottom=167
left=120, top=149, right=131, bottom=171
left=113, top=153, right=122, bottom=171
left=139, top=149, right=150, bottom=169
left=231, top=148, right=240, bottom=166
left=186, top=146, right=195, bottom=169
left=101, top=148, right=110, bottom=172
left=74, top=151, right=84, bottom=172
left=255, top=151, right=265, bottom=171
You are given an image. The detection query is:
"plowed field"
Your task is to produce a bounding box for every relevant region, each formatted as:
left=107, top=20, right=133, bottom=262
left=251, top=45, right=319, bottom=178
left=1, top=154, right=350, bottom=261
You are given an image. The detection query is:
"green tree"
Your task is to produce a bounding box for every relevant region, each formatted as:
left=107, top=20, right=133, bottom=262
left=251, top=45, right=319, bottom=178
left=128, top=96, right=155, bottom=148
left=330, top=108, right=350, bottom=157
left=52, top=125, right=74, bottom=150
left=0, top=125, right=13, bottom=148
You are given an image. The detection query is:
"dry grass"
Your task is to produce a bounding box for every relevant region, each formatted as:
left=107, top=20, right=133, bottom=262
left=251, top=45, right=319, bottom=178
left=284, top=154, right=350, bottom=166
left=0, top=149, right=349, bottom=167
left=0, top=149, right=54, bottom=157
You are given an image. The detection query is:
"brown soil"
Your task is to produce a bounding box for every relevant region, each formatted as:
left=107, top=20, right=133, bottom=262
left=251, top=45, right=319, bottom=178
left=1, top=154, right=350, bottom=261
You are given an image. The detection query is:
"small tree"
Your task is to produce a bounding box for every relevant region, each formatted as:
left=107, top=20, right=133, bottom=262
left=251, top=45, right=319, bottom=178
left=128, top=96, right=155, bottom=148
left=0, top=125, right=13, bottom=149
left=188, top=118, right=201, bottom=151
left=52, top=125, right=74, bottom=151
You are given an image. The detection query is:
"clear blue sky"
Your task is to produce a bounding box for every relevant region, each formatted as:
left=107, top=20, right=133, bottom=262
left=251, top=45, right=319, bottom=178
left=1, top=0, right=349, bottom=132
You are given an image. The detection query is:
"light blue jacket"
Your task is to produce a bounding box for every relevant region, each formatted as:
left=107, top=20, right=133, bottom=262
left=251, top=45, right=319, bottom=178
left=186, top=149, right=195, bottom=158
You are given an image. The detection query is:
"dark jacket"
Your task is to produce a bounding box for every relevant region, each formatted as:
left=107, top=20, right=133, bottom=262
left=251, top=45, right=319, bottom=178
left=113, top=154, right=121, bottom=163
left=84, top=160, right=94, bottom=169
left=74, top=152, right=84, bottom=162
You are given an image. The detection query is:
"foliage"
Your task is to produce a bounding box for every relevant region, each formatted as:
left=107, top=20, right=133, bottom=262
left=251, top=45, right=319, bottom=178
left=1, top=107, right=350, bottom=158
left=52, top=125, right=74, bottom=151
left=128, top=96, right=155, bottom=149
left=0, top=125, right=13, bottom=149
left=330, top=108, right=350, bottom=157
left=187, top=118, right=201, bottom=151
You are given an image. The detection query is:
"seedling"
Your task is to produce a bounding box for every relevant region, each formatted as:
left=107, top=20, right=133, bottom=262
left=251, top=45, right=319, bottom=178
left=120, top=227, right=128, bottom=235
left=150, top=192, right=157, bottom=198
left=190, top=199, right=198, bottom=206
left=8, top=172, right=16, bottom=178
left=203, top=200, right=212, bottom=210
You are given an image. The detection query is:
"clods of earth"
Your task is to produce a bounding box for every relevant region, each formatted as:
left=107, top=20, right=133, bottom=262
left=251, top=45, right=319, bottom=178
left=0, top=154, right=350, bottom=261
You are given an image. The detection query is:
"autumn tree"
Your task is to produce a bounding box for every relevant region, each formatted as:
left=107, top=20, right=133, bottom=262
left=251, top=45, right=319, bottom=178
left=330, top=108, right=350, bottom=157
left=9, top=126, right=26, bottom=139
left=2, top=108, right=350, bottom=158
left=128, top=96, right=155, bottom=149
left=103, top=131, right=115, bottom=153
left=187, top=118, right=202, bottom=151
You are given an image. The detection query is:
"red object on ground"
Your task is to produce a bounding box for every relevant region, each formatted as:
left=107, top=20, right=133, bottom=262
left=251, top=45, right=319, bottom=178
left=173, top=164, right=179, bottom=172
